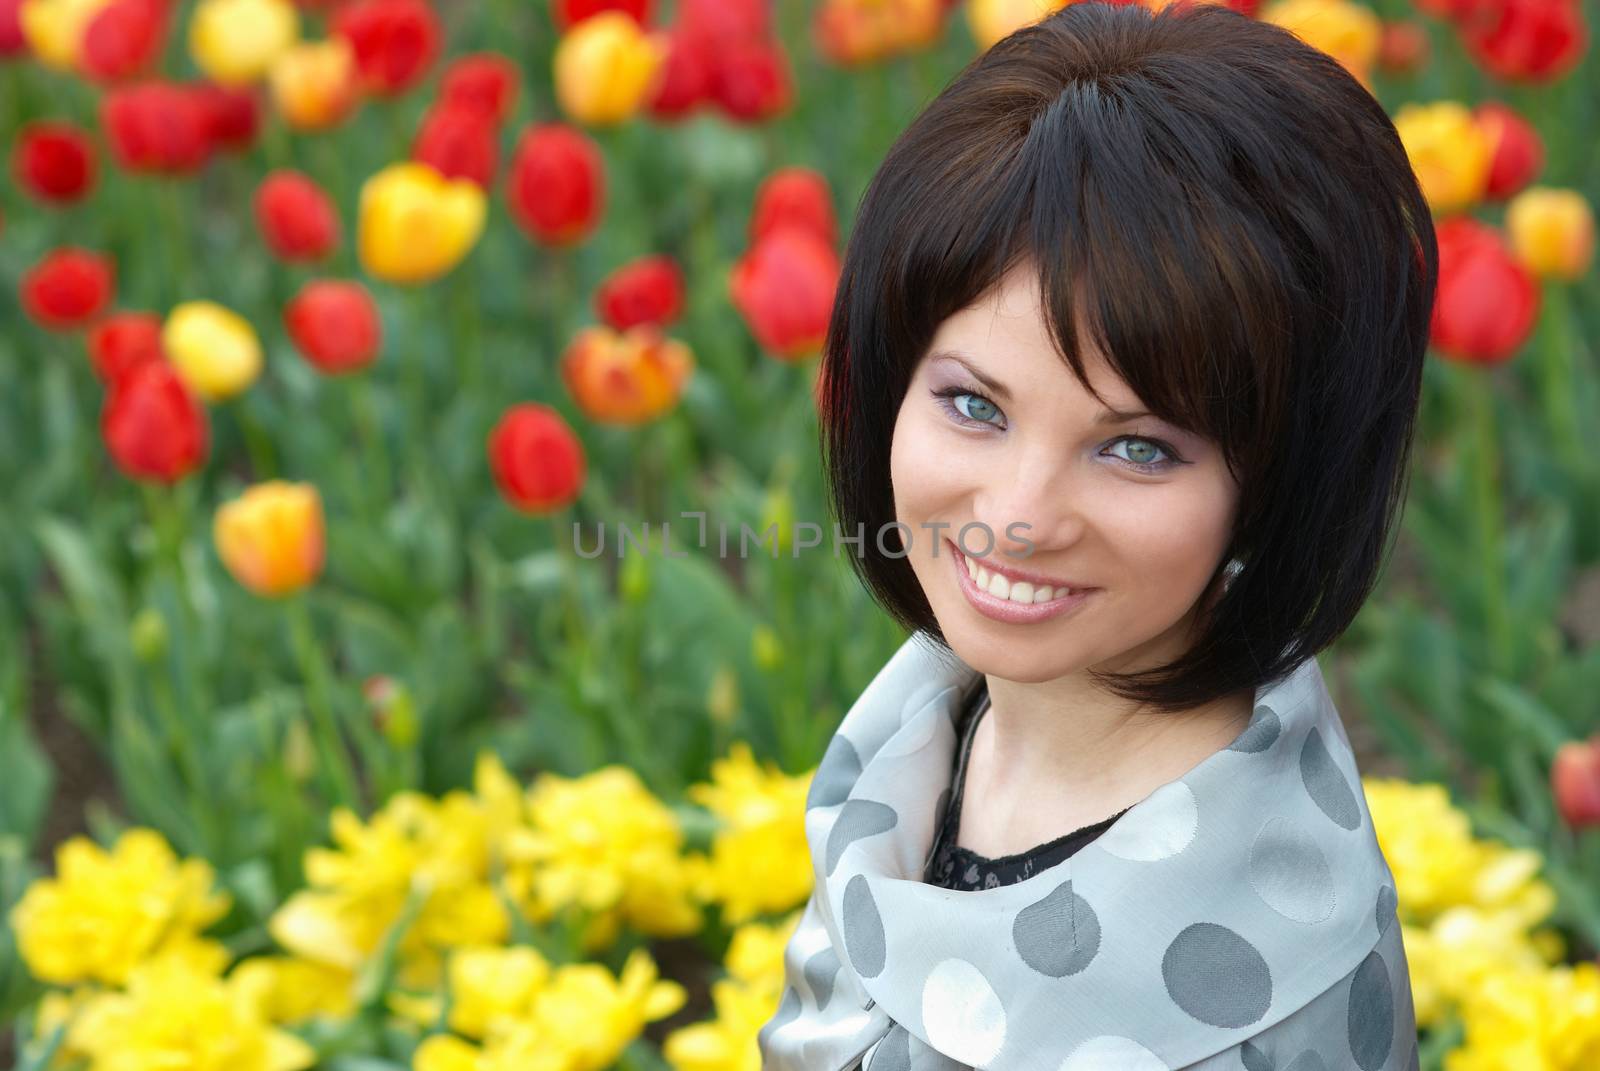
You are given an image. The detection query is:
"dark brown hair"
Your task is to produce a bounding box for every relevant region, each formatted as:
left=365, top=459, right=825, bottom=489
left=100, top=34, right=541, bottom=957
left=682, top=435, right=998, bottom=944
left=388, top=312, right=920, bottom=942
left=819, top=1, right=1438, bottom=714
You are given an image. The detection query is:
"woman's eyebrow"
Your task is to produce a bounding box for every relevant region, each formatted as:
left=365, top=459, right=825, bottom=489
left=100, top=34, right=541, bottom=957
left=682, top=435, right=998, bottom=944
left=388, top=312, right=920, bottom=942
left=929, top=350, right=1155, bottom=425
left=929, top=350, right=1012, bottom=401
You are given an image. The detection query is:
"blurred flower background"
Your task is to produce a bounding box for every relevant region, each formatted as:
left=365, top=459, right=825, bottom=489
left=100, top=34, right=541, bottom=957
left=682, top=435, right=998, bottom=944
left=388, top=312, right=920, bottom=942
left=0, top=0, right=1597, bottom=1069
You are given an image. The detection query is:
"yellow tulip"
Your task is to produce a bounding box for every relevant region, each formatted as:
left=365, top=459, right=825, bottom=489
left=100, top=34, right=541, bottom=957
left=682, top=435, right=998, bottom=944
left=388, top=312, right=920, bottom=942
left=18, top=0, right=112, bottom=69
left=189, top=0, right=299, bottom=86
left=213, top=480, right=326, bottom=597
left=163, top=301, right=263, bottom=402
left=270, top=39, right=360, bottom=131
left=1393, top=100, right=1491, bottom=215
left=1259, top=0, right=1381, bottom=88
left=965, top=0, right=1069, bottom=51
left=357, top=162, right=487, bottom=285
left=552, top=10, right=666, bottom=126
left=1506, top=187, right=1595, bottom=281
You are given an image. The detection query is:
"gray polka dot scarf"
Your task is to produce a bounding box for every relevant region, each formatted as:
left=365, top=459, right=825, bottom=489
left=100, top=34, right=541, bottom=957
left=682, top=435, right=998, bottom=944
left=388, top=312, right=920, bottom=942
left=759, top=630, right=1419, bottom=1071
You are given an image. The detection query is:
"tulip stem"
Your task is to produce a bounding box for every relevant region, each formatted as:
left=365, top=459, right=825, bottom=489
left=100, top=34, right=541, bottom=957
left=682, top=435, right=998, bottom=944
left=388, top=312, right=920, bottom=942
left=1462, top=369, right=1512, bottom=678
left=349, top=373, right=392, bottom=512
left=1534, top=282, right=1586, bottom=478
left=286, top=594, right=363, bottom=811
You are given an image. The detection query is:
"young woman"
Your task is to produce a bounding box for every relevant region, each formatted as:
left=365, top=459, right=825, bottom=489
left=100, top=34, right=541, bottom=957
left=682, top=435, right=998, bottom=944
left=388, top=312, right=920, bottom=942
left=761, top=3, right=1435, bottom=1069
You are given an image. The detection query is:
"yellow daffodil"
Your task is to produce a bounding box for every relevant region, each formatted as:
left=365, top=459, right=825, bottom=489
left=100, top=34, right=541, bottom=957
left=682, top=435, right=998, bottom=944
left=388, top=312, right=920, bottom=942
left=189, top=0, right=299, bottom=86
left=552, top=10, right=666, bottom=126
left=533, top=948, right=688, bottom=1070
left=230, top=954, right=357, bottom=1025
left=965, top=0, right=1069, bottom=51
left=213, top=480, right=326, bottom=597
left=1393, top=101, right=1492, bottom=215
left=685, top=742, right=814, bottom=923
left=163, top=300, right=263, bottom=402
left=503, top=765, right=705, bottom=944
left=357, top=162, right=487, bottom=284
left=270, top=38, right=360, bottom=130
left=1506, top=187, right=1596, bottom=281
left=63, top=955, right=315, bottom=1071
left=268, top=793, right=509, bottom=991
left=8, top=828, right=231, bottom=987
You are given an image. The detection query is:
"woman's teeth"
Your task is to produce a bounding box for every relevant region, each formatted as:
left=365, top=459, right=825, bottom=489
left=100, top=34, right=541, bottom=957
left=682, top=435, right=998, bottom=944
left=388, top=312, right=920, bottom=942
left=963, top=553, right=1072, bottom=604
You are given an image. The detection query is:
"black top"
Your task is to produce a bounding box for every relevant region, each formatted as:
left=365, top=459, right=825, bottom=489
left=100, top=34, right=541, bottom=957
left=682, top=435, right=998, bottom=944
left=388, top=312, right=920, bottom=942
left=924, top=682, right=1132, bottom=890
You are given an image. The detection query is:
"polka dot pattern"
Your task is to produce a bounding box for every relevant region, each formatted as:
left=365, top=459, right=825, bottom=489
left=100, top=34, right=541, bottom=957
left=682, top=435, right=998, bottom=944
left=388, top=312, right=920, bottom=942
left=921, top=958, right=1007, bottom=1065
left=1057, top=1036, right=1171, bottom=1069
left=804, top=945, right=841, bottom=1011
left=843, top=874, right=887, bottom=978
left=1347, top=949, right=1394, bottom=1069
left=868, top=1024, right=911, bottom=1071
left=1012, top=879, right=1101, bottom=977
left=826, top=799, right=898, bottom=875
left=762, top=634, right=1414, bottom=1071
left=1162, top=922, right=1273, bottom=1028
left=1375, top=884, right=1398, bottom=937
left=1300, top=727, right=1361, bottom=830
left=1229, top=705, right=1282, bottom=753
left=1249, top=816, right=1336, bottom=924
left=1096, top=781, right=1199, bottom=861
left=807, top=734, right=862, bottom=810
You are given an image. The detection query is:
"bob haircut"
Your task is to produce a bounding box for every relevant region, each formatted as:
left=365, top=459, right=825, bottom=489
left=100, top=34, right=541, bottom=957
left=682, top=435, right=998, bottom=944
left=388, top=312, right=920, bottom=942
left=819, top=1, right=1439, bottom=715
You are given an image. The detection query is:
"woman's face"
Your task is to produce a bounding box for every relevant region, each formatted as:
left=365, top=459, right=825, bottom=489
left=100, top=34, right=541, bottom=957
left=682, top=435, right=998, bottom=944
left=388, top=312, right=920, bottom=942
left=889, top=262, right=1240, bottom=684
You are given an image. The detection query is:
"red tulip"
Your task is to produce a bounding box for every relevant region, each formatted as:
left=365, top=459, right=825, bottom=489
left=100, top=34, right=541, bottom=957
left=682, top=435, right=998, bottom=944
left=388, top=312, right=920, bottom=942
left=102, top=359, right=209, bottom=483
left=594, top=254, right=684, bottom=330
left=255, top=170, right=340, bottom=262
left=413, top=103, right=498, bottom=188
left=87, top=311, right=164, bottom=384
left=1429, top=216, right=1539, bottom=364
left=1459, top=0, right=1586, bottom=82
left=1475, top=101, right=1544, bottom=200
left=1377, top=19, right=1430, bottom=74
left=506, top=123, right=605, bottom=247
left=710, top=37, right=793, bottom=123
left=1554, top=737, right=1600, bottom=829
left=678, top=0, right=769, bottom=44
left=21, top=248, right=115, bottom=331
left=438, top=51, right=519, bottom=124
left=12, top=121, right=97, bottom=204
left=730, top=226, right=840, bottom=361
left=751, top=166, right=836, bottom=247
left=285, top=279, right=382, bottom=374
left=333, top=0, right=441, bottom=98
left=646, top=25, right=715, bottom=120
left=80, top=0, right=169, bottom=83
left=1, top=0, right=26, bottom=56
left=487, top=402, right=587, bottom=514
left=193, top=82, right=261, bottom=153
left=101, top=81, right=212, bottom=174
left=552, top=0, right=653, bottom=32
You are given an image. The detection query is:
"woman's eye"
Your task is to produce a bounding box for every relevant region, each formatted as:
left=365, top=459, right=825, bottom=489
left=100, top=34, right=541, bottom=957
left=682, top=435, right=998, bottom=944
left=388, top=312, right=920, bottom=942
left=931, top=386, right=1005, bottom=429
left=1103, top=435, right=1181, bottom=473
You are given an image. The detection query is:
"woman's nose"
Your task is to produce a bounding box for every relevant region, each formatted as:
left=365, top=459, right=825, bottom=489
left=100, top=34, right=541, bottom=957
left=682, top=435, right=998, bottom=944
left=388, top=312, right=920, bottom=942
left=970, top=456, right=1086, bottom=562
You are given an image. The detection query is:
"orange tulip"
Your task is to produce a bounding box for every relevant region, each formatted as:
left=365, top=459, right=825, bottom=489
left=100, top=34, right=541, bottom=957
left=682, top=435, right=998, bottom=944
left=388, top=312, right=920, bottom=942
left=213, top=480, right=326, bottom=596
left=560, top=324, right=693, bottom=424
left=270, top=38, right=360, bottom=131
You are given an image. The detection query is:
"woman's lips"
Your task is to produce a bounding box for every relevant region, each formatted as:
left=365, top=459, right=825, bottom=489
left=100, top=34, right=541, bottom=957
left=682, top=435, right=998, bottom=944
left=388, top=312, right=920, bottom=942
left=947, top=539, right=1096, bottom=625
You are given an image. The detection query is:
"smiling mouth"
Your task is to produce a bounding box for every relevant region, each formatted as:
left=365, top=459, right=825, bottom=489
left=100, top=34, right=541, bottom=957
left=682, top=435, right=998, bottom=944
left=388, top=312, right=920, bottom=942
left=948, top=541, right=1090, bottom=605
